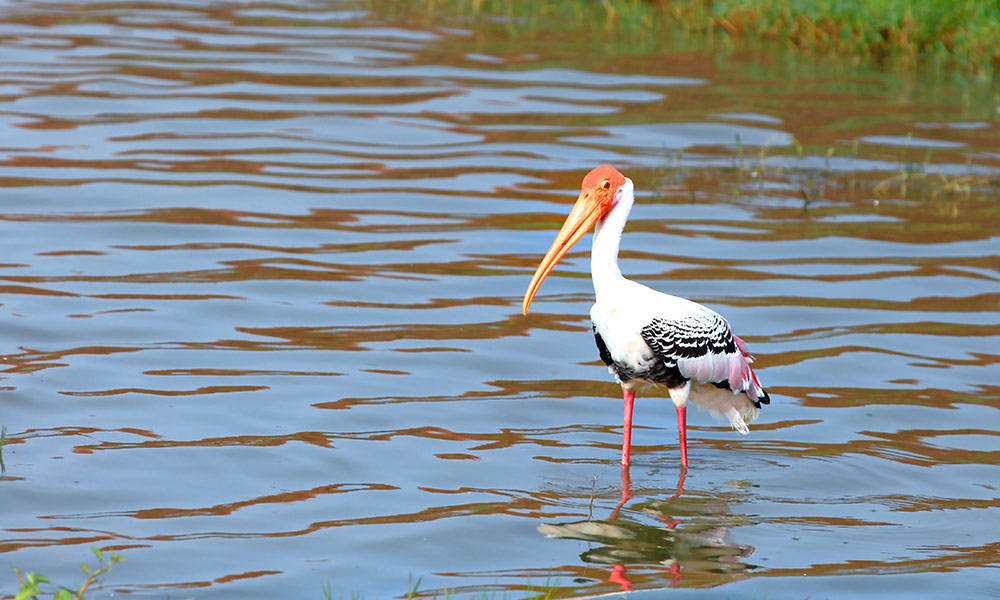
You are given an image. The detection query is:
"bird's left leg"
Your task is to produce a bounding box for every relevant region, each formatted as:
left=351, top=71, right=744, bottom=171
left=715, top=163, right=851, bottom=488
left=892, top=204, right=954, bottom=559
left=667, top=381, right=691, bottom=469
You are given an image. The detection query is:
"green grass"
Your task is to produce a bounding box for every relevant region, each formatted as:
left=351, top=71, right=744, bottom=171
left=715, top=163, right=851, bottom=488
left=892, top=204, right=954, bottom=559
left=8, top=545, right=565, bottom=600
left=393, top=0, right=1000, bottom=77
left=10, top=549, right=559, bottom=600
left=669, top=0, right=1000, bottom=74
left=12, top=548, right=123, bottom=600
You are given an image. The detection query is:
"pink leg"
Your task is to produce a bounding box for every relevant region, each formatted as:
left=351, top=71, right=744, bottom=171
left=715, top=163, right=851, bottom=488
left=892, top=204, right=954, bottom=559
left=621, top=388, right=635, bottom=466
left=676, top=403, right=688, bottom=469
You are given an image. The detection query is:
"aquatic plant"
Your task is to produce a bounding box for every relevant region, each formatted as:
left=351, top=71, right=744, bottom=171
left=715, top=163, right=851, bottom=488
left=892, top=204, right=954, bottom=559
left=398, top=572, right=559, bottom=600
left=11, top=548, right=123, bottom=600
left=729, top=135, right=999, bottom=202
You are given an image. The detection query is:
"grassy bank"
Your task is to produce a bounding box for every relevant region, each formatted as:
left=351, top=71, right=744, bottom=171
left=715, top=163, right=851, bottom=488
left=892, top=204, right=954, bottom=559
left=407, top=0, right=999, bottom=77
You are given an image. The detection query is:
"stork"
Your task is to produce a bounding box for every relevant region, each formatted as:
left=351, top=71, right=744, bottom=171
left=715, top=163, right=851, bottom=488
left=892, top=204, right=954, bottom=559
left=522, top=165, right=769, bottom=468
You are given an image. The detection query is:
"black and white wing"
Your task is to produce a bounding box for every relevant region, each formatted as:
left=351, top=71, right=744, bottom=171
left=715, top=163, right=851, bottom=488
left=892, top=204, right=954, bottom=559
left=640, top=311, right=768, bottom=407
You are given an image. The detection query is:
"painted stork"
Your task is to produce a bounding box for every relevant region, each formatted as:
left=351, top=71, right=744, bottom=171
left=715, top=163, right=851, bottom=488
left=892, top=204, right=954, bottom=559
left=522, top=165, right=769, bottom=468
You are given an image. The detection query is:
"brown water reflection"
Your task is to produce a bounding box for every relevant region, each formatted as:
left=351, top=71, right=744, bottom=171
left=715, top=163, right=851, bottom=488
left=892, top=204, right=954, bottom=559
left=1, top=0, right=998, bottom=598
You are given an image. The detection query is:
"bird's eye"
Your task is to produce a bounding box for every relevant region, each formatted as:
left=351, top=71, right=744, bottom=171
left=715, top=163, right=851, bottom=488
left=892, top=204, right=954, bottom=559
left=602, top=181, right=611, bottom=190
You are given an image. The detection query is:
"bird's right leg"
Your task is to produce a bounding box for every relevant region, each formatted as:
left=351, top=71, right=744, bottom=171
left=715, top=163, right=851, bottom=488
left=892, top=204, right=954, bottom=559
left=621, top=387, right=635, bottom=466
left=668, top=381, right=691, bottom=469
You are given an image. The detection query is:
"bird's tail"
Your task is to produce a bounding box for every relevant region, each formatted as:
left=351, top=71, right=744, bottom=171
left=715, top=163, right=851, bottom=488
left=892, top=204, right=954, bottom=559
left=733, top=334, right=770, bottom=408
left=689, top=382, right=761, bottom=434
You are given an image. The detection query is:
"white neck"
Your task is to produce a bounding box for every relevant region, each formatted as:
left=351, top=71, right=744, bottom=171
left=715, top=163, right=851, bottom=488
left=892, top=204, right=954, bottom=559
left=591, top=177, right=634, bottom=300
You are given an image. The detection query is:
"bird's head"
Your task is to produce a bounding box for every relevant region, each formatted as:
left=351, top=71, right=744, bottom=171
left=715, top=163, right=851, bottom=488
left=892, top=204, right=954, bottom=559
left=522, top=164, right=627, bottom=315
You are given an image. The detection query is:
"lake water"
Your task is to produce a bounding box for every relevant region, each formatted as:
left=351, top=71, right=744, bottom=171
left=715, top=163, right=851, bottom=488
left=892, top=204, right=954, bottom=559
left=1, top=1, right=998, bottom=598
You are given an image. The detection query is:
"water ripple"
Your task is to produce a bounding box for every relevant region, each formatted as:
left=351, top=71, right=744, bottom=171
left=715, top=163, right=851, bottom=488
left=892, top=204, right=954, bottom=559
left=1, top=1, right=998, bottom=598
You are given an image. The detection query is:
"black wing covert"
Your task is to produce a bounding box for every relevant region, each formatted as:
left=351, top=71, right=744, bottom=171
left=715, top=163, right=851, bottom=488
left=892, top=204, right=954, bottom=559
left=640, top=314, right=770, bottom=409
left=640, top=314, right=736, bottom=370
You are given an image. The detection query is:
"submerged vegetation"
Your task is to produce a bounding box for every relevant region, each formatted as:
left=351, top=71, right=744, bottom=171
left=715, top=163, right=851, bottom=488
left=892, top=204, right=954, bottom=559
left=729, top=136, right=1000, bottom=203
left=393, top=0, right=1000, bottom=77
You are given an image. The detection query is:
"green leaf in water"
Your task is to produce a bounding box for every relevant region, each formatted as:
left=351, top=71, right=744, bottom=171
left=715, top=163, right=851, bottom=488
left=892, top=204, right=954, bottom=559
left=54, top=589, right=74, bottom=600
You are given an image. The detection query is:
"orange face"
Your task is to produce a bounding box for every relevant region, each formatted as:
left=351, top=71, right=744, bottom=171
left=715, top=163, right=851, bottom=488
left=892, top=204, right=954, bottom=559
left=522, top=165, right=626, bottom=315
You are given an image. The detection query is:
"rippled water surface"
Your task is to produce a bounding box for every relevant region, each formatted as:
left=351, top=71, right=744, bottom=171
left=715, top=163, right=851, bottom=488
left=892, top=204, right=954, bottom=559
left=2, top=1, right=999, bottom=598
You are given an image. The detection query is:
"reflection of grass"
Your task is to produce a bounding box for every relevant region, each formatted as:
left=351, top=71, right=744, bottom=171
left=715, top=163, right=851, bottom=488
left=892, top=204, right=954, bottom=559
left=874, top=166, right=991, bottom=199
left=723, top=131, right=998, bottom=203
left=0, top=426, right=6, bottom=474
left=402, top=0, right=1000, bottom=76
left=12, top=548, right=123, bottom=600
left=874, top=144, right=999, bottom=199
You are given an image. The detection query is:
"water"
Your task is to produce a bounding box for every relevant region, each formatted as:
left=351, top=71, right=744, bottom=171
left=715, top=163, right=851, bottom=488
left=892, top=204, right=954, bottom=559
left=1, top=1, right=998, bottom=598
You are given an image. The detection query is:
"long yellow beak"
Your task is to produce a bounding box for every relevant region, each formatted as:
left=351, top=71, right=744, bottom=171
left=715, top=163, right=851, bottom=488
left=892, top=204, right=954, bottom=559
left=522, top=193, right=604, bottom=315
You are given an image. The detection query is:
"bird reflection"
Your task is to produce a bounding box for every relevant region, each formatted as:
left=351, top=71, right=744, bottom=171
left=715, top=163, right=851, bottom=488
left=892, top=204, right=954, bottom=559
left=539, top=465, right=755, bottom=591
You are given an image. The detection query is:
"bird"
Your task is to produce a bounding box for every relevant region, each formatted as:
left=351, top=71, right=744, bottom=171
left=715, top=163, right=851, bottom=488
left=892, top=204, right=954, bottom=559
left=521, top=165, right=769, bottom=468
